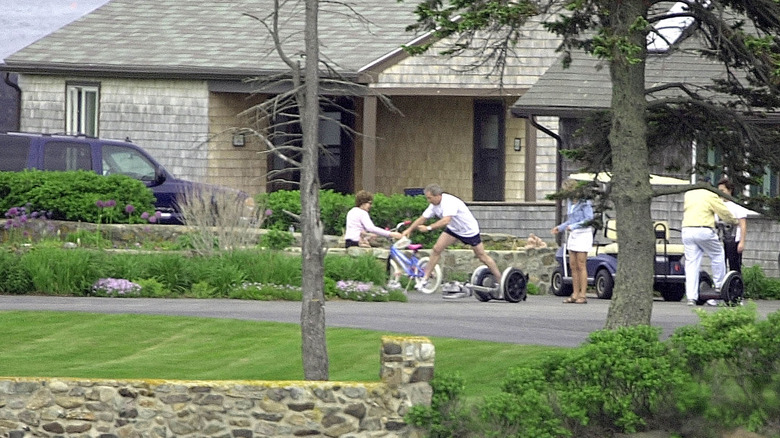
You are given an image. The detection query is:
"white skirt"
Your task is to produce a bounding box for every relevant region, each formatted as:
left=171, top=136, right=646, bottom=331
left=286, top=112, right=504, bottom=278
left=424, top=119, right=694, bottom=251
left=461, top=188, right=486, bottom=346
left=567, top=227, right=593, bottom=252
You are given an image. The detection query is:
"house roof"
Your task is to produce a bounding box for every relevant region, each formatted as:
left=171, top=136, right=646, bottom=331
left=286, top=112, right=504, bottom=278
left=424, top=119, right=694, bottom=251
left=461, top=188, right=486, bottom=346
left=1, top=0, right=422, bottom=81
left=511, top=34, right=728, bottom=118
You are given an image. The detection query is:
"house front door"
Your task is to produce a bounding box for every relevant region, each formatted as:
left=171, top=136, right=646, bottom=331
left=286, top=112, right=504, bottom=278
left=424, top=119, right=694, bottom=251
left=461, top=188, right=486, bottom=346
left=473, top=101, right=505, bottom=201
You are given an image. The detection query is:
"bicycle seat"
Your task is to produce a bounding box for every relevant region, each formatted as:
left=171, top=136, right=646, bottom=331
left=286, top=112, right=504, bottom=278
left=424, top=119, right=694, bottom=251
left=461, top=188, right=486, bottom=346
left=407, top=244, right=423, bottom=251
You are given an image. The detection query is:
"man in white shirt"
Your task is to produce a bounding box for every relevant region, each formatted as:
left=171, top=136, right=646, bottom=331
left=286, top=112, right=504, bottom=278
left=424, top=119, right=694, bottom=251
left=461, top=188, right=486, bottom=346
left=403, top=184, right=502, bottom=293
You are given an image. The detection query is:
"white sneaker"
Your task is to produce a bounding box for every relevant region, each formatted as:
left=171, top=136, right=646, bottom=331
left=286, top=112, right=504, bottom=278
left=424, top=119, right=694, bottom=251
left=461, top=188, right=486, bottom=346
left=387, top=280, right=401, bottom=289
left=706, top=299, right=719, bottom=306
left=687, top=299, right=696, bottom=306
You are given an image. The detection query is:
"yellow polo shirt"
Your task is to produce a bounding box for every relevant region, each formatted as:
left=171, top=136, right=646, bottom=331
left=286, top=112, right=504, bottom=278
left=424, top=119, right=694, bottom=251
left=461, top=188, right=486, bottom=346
left=682, top=189, right=737, bottom=228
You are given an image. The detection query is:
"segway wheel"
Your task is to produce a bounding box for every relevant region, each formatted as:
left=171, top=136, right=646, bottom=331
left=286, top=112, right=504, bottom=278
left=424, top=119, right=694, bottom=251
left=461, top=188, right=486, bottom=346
left=471, top=265, right=494, bottom=302
left=550, top=267, right=573, bottom=296
left=720, top=271, right=744, bottom=306
left=501, top=267, right=528, bottom=303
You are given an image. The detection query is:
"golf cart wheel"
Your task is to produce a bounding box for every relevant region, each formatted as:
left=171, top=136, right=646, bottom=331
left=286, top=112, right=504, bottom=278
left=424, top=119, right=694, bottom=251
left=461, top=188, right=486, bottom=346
left=471, top=265, right=494, bottom=302
left=594, top=269, right=614, bottom=299
left=550, top=267, right=573, bottom=296
left=656, top=284, right=685, bottom=302
left=720, top=271, right=744, bottom=306
left=501, top=267, right=528, bottom=303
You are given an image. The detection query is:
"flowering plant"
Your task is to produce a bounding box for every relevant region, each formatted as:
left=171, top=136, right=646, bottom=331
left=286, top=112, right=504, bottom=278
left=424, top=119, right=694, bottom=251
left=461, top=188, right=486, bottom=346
left=335, top=280, right=393, bottom=302
left=91, top=278, right=142, bottom=297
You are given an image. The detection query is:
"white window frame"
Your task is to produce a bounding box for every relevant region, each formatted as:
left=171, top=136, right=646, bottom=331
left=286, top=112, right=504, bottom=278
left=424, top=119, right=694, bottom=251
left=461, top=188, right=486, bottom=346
left=66, top=83, right=100, bottom=137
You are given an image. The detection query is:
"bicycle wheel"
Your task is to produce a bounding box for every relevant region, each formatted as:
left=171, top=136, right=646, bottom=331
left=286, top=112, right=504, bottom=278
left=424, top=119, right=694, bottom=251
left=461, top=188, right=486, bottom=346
left=415, top=257, right=442, bottom=294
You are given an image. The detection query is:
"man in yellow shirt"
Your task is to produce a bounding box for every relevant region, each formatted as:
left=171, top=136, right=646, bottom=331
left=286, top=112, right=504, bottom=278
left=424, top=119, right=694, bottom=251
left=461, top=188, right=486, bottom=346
left=682, top=188, right=738, bottom=305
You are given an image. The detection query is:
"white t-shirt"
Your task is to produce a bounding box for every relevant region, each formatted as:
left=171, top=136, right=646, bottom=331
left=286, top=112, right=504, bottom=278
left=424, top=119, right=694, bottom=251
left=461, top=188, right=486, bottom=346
left=723, top=201, right=749, bottom=242
left=422, top=193, right=480, bottom=237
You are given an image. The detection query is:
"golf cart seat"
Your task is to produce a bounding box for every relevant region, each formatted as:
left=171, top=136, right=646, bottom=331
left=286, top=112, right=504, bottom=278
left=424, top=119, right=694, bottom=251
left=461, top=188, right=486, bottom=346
left=591, top=220, right=684, bottom=255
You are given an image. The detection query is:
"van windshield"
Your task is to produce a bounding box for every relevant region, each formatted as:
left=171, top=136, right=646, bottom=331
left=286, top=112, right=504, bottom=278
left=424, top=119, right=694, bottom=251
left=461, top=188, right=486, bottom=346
left=101, top=144, right=157, bottom=181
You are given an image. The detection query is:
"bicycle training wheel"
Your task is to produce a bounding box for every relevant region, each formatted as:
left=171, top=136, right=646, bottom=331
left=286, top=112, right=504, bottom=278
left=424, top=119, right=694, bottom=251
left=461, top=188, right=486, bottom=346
left=415, top=257, right=442, bottom=294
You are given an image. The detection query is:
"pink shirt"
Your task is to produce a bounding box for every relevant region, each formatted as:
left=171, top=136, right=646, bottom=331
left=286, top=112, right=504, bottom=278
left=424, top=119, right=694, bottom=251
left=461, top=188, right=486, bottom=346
left=344, top=207, right=390, bottom=241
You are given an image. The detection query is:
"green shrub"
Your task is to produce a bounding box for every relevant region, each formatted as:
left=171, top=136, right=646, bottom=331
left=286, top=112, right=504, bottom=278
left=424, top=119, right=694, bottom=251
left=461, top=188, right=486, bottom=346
left=477, top=326, right=689, bottom=436
left=479, top=367, right=570, bottom=438
left=136, top=278, right=169, bottom=298
left=21, top=247, right=102, bottom=295
left=406, top=372, right=475, bottom=438
left=259, top=190, right=436, bottom=246
left=228, top=283, right=303, bottom=300
left=261, top=229, right=295, bottom=250
left=0, top=170, right=156, bottom=224
left=0, top=250, right=32, bottom=294
left=190, top=281, right=219, bottom=298
left=668, top=303, right=780, bottom=431
left=743, top=265, right=780, bottom=299
left=325, top=253, right=386, bottom=285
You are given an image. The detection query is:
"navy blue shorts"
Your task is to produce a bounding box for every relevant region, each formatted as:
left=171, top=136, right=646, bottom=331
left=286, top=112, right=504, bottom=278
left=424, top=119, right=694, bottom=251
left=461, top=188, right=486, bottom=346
left=443, top=228, right=482, bottom=246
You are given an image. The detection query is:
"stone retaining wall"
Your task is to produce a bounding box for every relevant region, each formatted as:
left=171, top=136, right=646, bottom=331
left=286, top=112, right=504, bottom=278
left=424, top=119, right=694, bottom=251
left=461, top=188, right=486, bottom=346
left=0, top=336, right=432, bottom=438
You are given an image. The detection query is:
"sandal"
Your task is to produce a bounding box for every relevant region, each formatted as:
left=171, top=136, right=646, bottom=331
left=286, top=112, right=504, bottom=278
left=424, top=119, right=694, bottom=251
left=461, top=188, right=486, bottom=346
left=574, top=299, right=588, bottom=304
left=563, top=297, right=577, bottom=303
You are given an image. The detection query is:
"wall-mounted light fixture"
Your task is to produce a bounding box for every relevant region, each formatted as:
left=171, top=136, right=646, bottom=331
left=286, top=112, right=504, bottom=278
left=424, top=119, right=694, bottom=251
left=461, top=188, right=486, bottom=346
left=513, top=137, right=522, bottom=152
left=232, top=133, right=245, bottom=147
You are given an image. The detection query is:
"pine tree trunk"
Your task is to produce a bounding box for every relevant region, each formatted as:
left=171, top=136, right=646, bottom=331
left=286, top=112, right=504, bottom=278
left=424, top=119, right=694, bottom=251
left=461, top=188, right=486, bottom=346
left=604, top=0, right=656, bottom=328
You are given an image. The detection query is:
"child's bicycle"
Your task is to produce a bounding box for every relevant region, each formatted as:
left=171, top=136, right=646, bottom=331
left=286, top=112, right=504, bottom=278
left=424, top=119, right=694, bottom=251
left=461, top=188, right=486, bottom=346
left=386, top=221, right=443, bottom=294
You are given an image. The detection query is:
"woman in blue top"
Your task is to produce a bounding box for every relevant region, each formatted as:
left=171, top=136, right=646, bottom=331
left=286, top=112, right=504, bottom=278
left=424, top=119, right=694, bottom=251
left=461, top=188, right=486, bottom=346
left=551, top=178, right=594, bottom=304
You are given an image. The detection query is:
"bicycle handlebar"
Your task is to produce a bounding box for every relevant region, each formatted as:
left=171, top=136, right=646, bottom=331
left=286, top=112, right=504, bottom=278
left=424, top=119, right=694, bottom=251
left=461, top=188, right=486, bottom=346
left=390, top=220, right=412, bottom=232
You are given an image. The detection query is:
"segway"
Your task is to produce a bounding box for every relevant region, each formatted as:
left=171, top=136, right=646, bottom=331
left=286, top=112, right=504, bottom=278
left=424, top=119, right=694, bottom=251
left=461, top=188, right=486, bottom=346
left=467, top=265, right=528, bottom=303
left=697, top=270, right=744, bottom=305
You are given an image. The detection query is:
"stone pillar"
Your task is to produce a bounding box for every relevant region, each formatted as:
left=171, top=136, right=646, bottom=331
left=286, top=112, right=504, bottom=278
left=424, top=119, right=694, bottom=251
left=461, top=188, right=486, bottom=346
left=380, top=335, right=435, bottom=387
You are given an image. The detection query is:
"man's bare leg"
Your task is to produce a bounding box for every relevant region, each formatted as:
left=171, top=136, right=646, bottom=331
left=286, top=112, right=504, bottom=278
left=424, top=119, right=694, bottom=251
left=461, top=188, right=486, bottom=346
left=422, top=233, right=458, bottom=281
left=473, top=243, right=502, bottom=284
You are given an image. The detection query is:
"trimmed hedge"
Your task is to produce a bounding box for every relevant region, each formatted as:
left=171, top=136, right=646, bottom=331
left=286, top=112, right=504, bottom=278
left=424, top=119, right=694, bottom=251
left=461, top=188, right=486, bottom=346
left=258, top=189, right=436, bottom=246
left=0, top=170, right=157, bottom=224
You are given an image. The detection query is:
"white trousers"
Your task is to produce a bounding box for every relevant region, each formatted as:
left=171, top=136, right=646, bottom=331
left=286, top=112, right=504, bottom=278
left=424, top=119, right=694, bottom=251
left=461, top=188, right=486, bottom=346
left=682, top=227, right=727, bottom=301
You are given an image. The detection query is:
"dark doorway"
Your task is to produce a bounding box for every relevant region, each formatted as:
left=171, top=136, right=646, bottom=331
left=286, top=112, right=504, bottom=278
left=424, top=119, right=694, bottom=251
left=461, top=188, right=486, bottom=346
left=267, top=98, right=354, bottom=194
left=473, top=101, right=505, bottom=201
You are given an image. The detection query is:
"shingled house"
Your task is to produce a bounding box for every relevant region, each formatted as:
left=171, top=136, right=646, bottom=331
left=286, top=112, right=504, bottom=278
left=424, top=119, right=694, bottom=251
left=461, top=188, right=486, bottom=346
left=0, top=0, right=569, bottom=236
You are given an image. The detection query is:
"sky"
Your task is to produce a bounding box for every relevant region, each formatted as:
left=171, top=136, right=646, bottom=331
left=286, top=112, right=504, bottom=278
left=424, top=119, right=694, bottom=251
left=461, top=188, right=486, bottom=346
left=0, top=0, right=111, bottom=60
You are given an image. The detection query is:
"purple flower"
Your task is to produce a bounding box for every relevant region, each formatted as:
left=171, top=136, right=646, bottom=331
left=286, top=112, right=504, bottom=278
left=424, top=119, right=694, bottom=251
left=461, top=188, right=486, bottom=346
left=96, top=200, right=105, bottom=208
left=140, top=212, right=150, bottom=219
left=148, top=216, right=157, bottom=223
left=6, top=207, right=18, bottom=217
left=31, top=211, right=39, bottom=218
left=265, top=209, right=273, bottom=216
left=106, top=200, right=116, bottom=207
left=154, top=211, right=162, bottom=218
left=125, top=204, right=135, bottom=214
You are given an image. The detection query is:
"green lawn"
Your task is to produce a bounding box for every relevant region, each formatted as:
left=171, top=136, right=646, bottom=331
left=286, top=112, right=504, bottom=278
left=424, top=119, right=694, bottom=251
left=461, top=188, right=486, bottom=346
left=0, top=311, right=568, bottom=399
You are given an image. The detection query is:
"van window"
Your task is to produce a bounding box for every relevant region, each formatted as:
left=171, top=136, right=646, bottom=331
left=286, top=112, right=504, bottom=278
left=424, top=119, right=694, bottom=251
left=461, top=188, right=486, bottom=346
left=43, top=141, right=92, bottom=171
left=101, top=144, right=156, bottom=181
left=0, top=136, right=31, bottom=171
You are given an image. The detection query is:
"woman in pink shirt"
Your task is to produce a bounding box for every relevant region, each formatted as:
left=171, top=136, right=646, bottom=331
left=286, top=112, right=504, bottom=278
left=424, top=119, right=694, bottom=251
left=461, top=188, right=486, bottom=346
left=344, top=190, right=402, bottom=248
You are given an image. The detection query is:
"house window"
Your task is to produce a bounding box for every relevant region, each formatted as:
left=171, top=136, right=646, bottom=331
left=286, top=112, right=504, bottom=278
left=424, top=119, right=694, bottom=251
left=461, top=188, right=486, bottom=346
left=66, top=83, right=99, bottom=136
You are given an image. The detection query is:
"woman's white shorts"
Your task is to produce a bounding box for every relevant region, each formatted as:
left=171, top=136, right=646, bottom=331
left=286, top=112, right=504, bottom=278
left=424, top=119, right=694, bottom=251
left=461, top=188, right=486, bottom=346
left=567, top=227, right=593, bottom=253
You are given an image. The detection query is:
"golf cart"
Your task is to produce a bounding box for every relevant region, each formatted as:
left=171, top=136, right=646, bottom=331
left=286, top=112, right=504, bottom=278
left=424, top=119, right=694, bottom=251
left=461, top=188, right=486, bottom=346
left=550, top=219, right=696, bottom=301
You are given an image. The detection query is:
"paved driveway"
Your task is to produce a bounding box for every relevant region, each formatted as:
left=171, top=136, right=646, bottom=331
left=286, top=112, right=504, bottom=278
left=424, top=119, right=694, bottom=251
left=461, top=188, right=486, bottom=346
left=1, top=293, right=779, bottom=348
